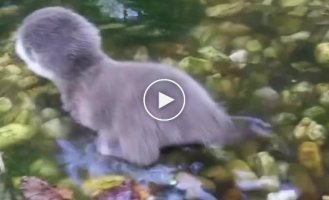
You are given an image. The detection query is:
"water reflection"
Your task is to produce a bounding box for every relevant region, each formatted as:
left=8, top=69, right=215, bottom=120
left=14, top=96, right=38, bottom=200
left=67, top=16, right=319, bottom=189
left=96, top=0, right=139, bottom=20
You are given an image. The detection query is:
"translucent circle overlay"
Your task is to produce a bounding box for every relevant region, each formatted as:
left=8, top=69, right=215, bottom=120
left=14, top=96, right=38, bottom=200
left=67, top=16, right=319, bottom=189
left=143, top=79, right=186, bottom=121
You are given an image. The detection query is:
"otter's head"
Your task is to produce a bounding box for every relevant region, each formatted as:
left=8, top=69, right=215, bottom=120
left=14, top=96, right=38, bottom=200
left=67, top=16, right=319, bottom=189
left=15, top=7, right=103, bottom=81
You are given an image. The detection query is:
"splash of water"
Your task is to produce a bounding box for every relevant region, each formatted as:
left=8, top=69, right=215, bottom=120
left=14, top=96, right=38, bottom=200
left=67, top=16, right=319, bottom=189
left=56, top=139, right=177, bottom=186
left=54, top=115, right=273, bottom=199
left=56, top=138, right=220, bottom=199
left=96, top=0, right=139, bottom=20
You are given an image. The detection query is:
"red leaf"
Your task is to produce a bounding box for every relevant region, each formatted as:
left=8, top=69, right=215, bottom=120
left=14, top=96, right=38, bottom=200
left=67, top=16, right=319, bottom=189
left=20, top=176, right=73, bottom=200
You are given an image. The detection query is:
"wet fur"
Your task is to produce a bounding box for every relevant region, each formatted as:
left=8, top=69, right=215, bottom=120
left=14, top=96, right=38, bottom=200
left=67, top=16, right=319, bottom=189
left=16, top=7, right=268, bottom=166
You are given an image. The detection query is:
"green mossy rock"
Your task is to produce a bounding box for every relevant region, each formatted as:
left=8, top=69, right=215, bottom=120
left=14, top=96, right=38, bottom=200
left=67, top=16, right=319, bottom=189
left=17, top=76, right=39, bottom=89
left=13, top=109, right=30, bottom=124
left=319, top=90, right=329, bottom=107
left=198, top=46, right=230, bottom=63
left=201, top=165, right=234, bottom=182
left=29, top=158, right=61, bottom=181
left=272, top=16, right=303, bottom=35
left=255, top=152, right=278, bottom=177
left=271, top=112, right=297, bottom=126
left=0, top=97, right=12, bottom=113
left=0, top=54, right=11, bottom=66
left=279, top=0, right=309, bottom=8
left=206, top=0, right=245, bottom=18
left=302, top=106, right=326, bottom=121
left=206, top=74, right=239, bottom=100
left=315, top=43, right=329, bottom=65
left=0, top=124, right=35, bottom=150
left=41, top=118, right=72, bottom=139
left=294, top=117, right=327, bottom=145
left=4, top=64, right=22, bottom=75
left=246, top=40, right=263, bottom=52
left=178, top=56, right=214, bottom=77
left=217, top=21, right=251, bottom=36
left=41, top=108, right=60, bottom=121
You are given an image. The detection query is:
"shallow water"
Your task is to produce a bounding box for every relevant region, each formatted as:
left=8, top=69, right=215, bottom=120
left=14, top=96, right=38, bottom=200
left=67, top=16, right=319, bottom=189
left=1, top=0, right=329, bottom=199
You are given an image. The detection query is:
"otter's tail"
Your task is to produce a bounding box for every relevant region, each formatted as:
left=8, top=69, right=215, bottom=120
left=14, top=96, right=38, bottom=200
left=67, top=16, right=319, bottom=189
left=232, top=116, right=273, bottom=139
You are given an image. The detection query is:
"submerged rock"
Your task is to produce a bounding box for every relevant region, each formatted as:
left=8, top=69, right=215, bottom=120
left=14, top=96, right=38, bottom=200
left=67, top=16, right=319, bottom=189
left=41, top=118, right=72, bottom=139
left=0, top=123, right=35, bottom=150
left=0, top=5, right=19, bottom=17
left=293, top=118, right=327, bottom=145
left=227, top=160, right=258, bottom=189
left=82, top=176, right=126, bottom=195
left=280, top=31, right=310, bottom=43
left=288, top=5, right=309, bottom=17
left=198, top=46, right=230, bottom=63
left=178, top=56, right=214, bottom=77
left=4, top=64, right=22, bottom=75
left=205, top=75, right=239, bottom=100
left=281, top=90, right=303, bottom=110
left=201, top=165, right=233, bottom=183
left=319, top=90, right=329, bottom=107
left=253, top=86, right=280, bottom=109
left=205, top=0, right=246, bottom=18
left=14, top=109, right=30, bottom=124
left=217, top=21, right=251, bottom=36
left=287, top=164, right=319, bottom=199
left=246, top=40, right=263, bottom=53
left=291, top=81, right=314, bottom=99
left=29, top=158, right=61, bottom=182
left=315, top=83, right=329, bottom=95
left=41, top=108, right=60, bottom=121
left=229, top=49, right=248, bottom=69
left=189, top=24, right=218, bottom=46
left=291, top=62, right=321, bottom=73
left=17, top=76, right=39, bottom=89
left=229, top=49, right=248, bottom=63
left=232, top=35, right=252, bottom=49
left=302, top=106, right=326, bottom=121
left=255, top=152, right=278, bottom=177
left=267, top=189, right=299, bottom=200
left=17, top=92, right=36, bottom=110
left=279, top=0, right=309, bottom=8
left=298, top=142, right=323, bottom=177
left=273, top=16, right=303, bottom=35
left=133, top=46, right=149, bottom=62
left=0, top=54, right=11, bottom=66
left=0, top=97, right=12, bottom=113
left=315, top=43, right=329, bottom=64
left=264, top=46, right=280, bottom=59
left=271, top=112, right=297, bottom=126
left=175, top=172, right=217, bottom=200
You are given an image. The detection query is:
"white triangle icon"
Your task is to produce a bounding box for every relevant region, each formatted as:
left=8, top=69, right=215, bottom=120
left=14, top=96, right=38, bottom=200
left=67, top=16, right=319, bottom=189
left=158, top=92, right=175, bottom=109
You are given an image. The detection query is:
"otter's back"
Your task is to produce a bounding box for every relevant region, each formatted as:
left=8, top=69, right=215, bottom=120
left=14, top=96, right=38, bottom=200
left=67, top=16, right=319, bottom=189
left=78, top=60, right=236, bottom=147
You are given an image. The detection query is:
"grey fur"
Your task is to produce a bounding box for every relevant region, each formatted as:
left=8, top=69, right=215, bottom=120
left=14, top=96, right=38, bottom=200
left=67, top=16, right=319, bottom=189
left=15, top=7, right=271, bottom=166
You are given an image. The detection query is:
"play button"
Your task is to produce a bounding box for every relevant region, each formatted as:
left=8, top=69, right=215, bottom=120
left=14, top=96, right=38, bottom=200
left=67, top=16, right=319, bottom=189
left=143, top=79, right=185, bottom=121
left=158, top=92, right=174, bottom=109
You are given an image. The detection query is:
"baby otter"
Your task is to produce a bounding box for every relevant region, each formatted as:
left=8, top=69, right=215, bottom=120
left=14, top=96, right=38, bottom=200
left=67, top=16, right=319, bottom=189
left=15, top=7, right=271, bottom=166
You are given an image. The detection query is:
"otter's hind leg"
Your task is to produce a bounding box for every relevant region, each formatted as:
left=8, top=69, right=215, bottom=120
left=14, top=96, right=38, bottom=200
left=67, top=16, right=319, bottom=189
left=95, top=129, right=160, bottom=166
left=95, top=131, right=123, bottom=158
left=118, top=132, right=160, bottom=167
